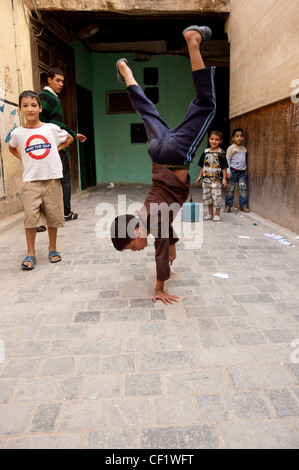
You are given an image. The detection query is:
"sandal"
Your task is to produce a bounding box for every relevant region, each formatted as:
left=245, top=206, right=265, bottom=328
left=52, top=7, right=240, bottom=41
left=49, top=250, right=62, bottom=263
left=116, top=58, right=129, bottom=83
left=21, top=255, right=36, bottom=270
left=182, top=25, right=212, bottom=44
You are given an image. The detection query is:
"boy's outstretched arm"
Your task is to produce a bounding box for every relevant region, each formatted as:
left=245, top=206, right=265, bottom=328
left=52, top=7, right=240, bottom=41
left=153, top=280, right=179, bottom=305
left=196, top=168, right=203, bottom=185
left=58, top=133, right=74, bottom=152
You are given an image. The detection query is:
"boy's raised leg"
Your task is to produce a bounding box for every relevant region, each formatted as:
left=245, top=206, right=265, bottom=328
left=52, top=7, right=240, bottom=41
left=183, top=29, right=205, bottom=71
left=117, top=60, right=138, bottom=87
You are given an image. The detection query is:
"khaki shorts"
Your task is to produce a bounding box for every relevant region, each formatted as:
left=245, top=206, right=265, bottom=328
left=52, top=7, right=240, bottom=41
left=22, top=179, right=65, bottom=229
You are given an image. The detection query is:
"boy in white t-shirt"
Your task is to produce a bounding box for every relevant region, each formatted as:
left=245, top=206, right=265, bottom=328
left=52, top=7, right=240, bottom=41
left=9, top=90, right=73, bottom=269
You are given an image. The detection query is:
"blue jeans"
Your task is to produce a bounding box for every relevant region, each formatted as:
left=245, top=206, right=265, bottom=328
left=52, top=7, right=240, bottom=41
left=59, top=149, right=71, bottom=216
left=225, top=170, right=249, bottom=208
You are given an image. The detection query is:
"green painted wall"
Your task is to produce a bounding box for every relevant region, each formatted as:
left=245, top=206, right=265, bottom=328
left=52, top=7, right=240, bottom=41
left=74, top=45, right=207, bottom=186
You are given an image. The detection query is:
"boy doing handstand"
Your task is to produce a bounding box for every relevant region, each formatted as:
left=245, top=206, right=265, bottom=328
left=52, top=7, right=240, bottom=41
left=111, top=26, right=216, bottom=304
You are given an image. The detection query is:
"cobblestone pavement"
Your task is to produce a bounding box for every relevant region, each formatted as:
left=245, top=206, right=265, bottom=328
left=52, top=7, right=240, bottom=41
left=0, top=185, right=299, bottom=449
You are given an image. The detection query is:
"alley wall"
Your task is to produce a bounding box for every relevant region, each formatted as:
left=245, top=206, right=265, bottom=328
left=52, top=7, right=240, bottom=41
left=226, top=0, right=299, bottom=233
left=0, top=0, right=34, bottom=220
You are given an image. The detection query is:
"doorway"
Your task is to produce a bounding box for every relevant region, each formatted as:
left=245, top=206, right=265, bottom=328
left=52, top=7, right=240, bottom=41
left=76, top=85, right=96, bottom=189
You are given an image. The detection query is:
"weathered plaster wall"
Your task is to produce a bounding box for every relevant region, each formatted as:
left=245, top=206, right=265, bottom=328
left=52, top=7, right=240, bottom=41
left=25, top=0, right=230, bottom=15
left=227, top=0, right=299, bottom=233
left=226, top=0, right=299, bottom=118
left=0, top=0, right=34, bottom=220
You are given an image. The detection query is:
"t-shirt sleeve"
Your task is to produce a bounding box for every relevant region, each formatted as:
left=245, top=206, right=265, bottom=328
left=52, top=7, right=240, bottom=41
left=51, top=124, right=69, bottom=146
left=219, top=151, right=228, bottom=170
left=198, top=151, right=205, bottom=167
left=8, top=129, right=18, bottom=148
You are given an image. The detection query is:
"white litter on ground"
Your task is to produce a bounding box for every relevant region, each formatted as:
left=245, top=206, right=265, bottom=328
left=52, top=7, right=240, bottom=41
left=213, top=273, right=230, bottom=279
left=264, top=233, right=293, bottom=246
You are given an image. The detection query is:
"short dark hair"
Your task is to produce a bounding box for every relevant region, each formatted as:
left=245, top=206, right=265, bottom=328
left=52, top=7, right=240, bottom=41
left=209, top=130, right=223, bottom=140
left=19, top=90, right=41, bottom=106
left=47, top=67, right=64, bottom=79
left=110, top=214, right=139, bottom=251
left=232, top=128, right=244, bottom=137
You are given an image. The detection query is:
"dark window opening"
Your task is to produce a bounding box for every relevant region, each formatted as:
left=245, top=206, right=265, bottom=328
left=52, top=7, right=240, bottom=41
left=106, top=91, right=135, bottom=114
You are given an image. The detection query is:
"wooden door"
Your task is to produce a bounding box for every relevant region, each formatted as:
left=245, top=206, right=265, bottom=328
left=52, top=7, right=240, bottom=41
left=30, top=19, right=79, bottom=192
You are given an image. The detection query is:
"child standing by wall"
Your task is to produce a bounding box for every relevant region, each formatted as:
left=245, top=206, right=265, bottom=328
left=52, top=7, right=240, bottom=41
left=196, top=130, right=227, bottom=221
left=8, top=90, right=73, bottom=270
left=224, top=128, right=250, bottom=213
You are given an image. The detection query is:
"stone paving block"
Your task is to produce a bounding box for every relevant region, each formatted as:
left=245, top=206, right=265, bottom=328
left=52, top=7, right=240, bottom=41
left=126, top=336, right=157, bottom=352
left=232, top=331, right=267, bottom=345
left=59, top=401, right=106, bottom=431
left=222, top=391, right=272, bottom=419
left=164, top=370, right=230, bottom=394
left=1, top=358, right=42, bottom=379
left=83, top=375, right=121, bottom=399
left=74, top=311, right=101, bottom=323
left=139, top=321, right=167, bottom=335
left=13, top=378, right=56, bottom=402
left=138, top=351, right=195, bottom=372
left=0, top=380, right=18, bottom=404
left=30, top=403, right=62, bottom=432
left=55, top=376, right=83, bottom=401
left=232, top=293, right=275, bottom=304
left=88, top=429, right=137, bottom=449
left=0, top=404, right=34, bottom=435
left=186, top=305, right=230, bottom=318
left=159, top=336, right=179, bottom=350
left=107, top=398, right=151, bottom=426
left=262, top=329, right=296, bottom=344
left=217, top=318, right=250, bottom=330
left=265, top=389, right=299, bottom=418
left=250, top=344, right=290, bottom=364
left=195, top=346, right=256, bottom=367
left=4, top=433, right=84, bottom=449
left=125, top=373, right=162, bottom=396
left=195, top=394, right=228, bottom=422
left=219, top=420, right=299, bottom=449
left=140, top=424, right=220, bottom=449
left=199, top=331, right=234, bottom=348
left=227, top=365, right=296, bottom=390
left=37, top=325, right=87, bottom=340
left=101, top=309, right=148, bottom=322
left=101, top=354, right=136, bottom=373
left=5, top=341, right=49, bottom=358
left=47, top=340, right=70, bottom=356
left=166, top=320, right=198, bottom=334
left=39, top=357, right=77, bottom=377
left=76, top=356, right=100, bottom=375
left=153, top=396, right=198, bottom=425
left=70, top=338, right=121, bottom=355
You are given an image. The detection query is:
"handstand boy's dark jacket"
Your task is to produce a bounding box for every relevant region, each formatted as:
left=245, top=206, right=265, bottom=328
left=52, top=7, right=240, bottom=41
left=139, top=162, right=190, bottom=281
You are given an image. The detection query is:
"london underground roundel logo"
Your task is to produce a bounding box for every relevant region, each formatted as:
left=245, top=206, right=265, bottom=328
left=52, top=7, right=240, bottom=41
left=25, top=134, right=51, bottom=160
